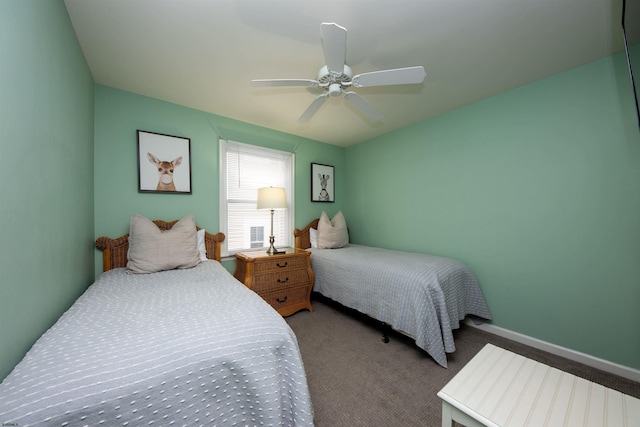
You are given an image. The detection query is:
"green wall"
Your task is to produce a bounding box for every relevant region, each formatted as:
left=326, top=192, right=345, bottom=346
left=0, top=1, right=95, bottom=380
left=345, top=52, right=640, bottom=370
left=94, top=85, right=344, bottom=274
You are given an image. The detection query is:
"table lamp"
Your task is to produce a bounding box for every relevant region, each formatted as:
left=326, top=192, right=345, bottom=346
left=257, top=187, right=287, bottom=255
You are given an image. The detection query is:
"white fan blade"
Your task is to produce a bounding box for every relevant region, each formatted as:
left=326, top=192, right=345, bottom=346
left=321, top=23, right=347, bottom=75
left=252, top=79, right=319, bottom=88
left=344, top=92, right=383, bottom=122
left=351, top=66, right=426, bottom=88
left=298, top=94, right=329, bottom=124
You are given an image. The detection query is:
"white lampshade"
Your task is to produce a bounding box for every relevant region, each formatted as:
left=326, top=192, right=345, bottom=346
left=257, top=187, right=287, bottom=210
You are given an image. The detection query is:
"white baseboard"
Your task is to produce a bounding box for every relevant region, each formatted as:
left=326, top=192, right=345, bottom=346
left=465, top=320, right=640, bottom=383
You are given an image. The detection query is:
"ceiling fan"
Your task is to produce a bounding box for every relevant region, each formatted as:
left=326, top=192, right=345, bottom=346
left=251, top=22, right=427, bottom=124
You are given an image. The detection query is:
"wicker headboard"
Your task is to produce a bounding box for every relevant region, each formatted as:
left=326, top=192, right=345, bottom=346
left=293, top=218, right=319, bottom=250
left=95, top=219, right=225, bottom=272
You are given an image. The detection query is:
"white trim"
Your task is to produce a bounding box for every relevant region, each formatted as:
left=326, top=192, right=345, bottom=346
left=465, top=320, right=640, bottom=383
left=219, top=139, right=229, bottom=256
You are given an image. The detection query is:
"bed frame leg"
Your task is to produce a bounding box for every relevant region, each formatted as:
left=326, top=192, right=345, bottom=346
left=381, top=322, right=390, bottom=343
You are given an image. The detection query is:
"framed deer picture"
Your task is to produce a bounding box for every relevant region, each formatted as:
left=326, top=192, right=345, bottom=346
left=311, top=163, right=334, bottom=202
left=137, top=130, right=192, bottom=194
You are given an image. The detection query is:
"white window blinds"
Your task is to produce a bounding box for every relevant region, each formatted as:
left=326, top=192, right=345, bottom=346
left=220, top=140, right=294, bottom=256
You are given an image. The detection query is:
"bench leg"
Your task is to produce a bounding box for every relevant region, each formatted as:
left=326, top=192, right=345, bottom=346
left=441, top=401, right=455, bottom=427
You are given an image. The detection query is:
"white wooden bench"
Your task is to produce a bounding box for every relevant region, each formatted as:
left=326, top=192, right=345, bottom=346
left=438, top=343, right=640, bottom=426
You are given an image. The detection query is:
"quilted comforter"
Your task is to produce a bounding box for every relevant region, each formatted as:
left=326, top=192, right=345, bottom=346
left=0, top=261, right=314, bottom=426
left=309, top=244, right=492, bottom=368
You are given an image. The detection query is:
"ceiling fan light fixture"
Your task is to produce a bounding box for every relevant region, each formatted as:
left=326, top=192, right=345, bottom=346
left=329, top=83, right=342, bottom=97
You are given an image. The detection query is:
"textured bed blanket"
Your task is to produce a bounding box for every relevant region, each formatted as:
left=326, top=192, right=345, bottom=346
left=0, top=261, right=314, bottom=426
left=309, top=245, right=492, bottom=368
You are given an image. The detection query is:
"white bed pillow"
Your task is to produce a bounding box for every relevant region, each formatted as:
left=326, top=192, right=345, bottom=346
left=317, top=211, right=349, bottom=249
left=197, top=228, right=208, bottom=261
left=309, top=228, right=318, bottom=248
left=127, top=215, right=201, bottom=273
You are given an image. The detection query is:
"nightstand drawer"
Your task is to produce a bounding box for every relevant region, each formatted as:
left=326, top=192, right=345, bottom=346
left=252, top=268, right=310, bottom=292
left=259, top=286, right=311, bottom=312
left=253, top=255, right=308, bottom=273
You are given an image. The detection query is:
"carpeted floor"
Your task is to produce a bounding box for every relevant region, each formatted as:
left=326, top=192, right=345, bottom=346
left=285, top=295, right=640, bottom=427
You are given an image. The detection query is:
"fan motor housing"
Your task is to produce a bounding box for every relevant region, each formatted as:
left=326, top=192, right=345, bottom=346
left=317, top=64, right=352, bottom=86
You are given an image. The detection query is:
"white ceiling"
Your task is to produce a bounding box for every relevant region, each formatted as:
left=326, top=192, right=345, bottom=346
left=64, top=0, right=629, bottom=147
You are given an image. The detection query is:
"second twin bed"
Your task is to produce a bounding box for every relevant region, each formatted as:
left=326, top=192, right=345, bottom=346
left=295, top=216, right=492, bottom=368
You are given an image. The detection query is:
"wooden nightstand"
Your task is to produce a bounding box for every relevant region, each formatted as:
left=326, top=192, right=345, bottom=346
left=234, top=248, right=314, bottom=316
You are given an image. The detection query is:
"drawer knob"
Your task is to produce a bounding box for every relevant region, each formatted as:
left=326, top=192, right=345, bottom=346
left=276, top=296, right=288, bottom=303
left=277, top=262, right=288, bottom=268
left=277, top=277, right=289, bottom=283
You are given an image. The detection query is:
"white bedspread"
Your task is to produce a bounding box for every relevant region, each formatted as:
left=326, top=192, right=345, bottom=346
left=309, top=245, right=492, bottom=367
left=0, top=261, right=314, bottom=426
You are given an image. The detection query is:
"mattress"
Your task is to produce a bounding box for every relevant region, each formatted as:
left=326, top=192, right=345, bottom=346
left=0, top=261, right=314, bottom=426
left=309, top=244, right=492, bottom=367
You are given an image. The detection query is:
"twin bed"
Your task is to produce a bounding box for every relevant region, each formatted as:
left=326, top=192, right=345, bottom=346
left=294, top=217, right=492, bottom=368
left=0, top=217, right=314, bottom=427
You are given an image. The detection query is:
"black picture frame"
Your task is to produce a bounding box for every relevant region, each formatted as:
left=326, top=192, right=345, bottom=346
left=311, top=163, right=334, bottom=202
left=137, top=130, right=192, bottom=194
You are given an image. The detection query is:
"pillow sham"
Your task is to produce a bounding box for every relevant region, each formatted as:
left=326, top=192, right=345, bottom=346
left=127, top=215, right=200, bottom=274
left=197, top=228, right=208, bottom=261
left=317, top=211, right=349, bottom=249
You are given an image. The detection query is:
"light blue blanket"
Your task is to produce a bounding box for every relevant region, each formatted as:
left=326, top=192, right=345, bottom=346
left=310, top=245, right=492, bottom=367
left=0, top=261, right=314, bottom=426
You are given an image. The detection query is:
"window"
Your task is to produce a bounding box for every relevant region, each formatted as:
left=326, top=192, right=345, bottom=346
left=220, top=140, right=294, bottom=256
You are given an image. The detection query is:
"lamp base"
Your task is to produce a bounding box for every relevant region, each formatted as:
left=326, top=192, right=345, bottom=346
left=265, top=246, right=285, bottom=256
left=265, top=210, right=285, bottom=255
left=266, top=235, right=284, bottom=255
